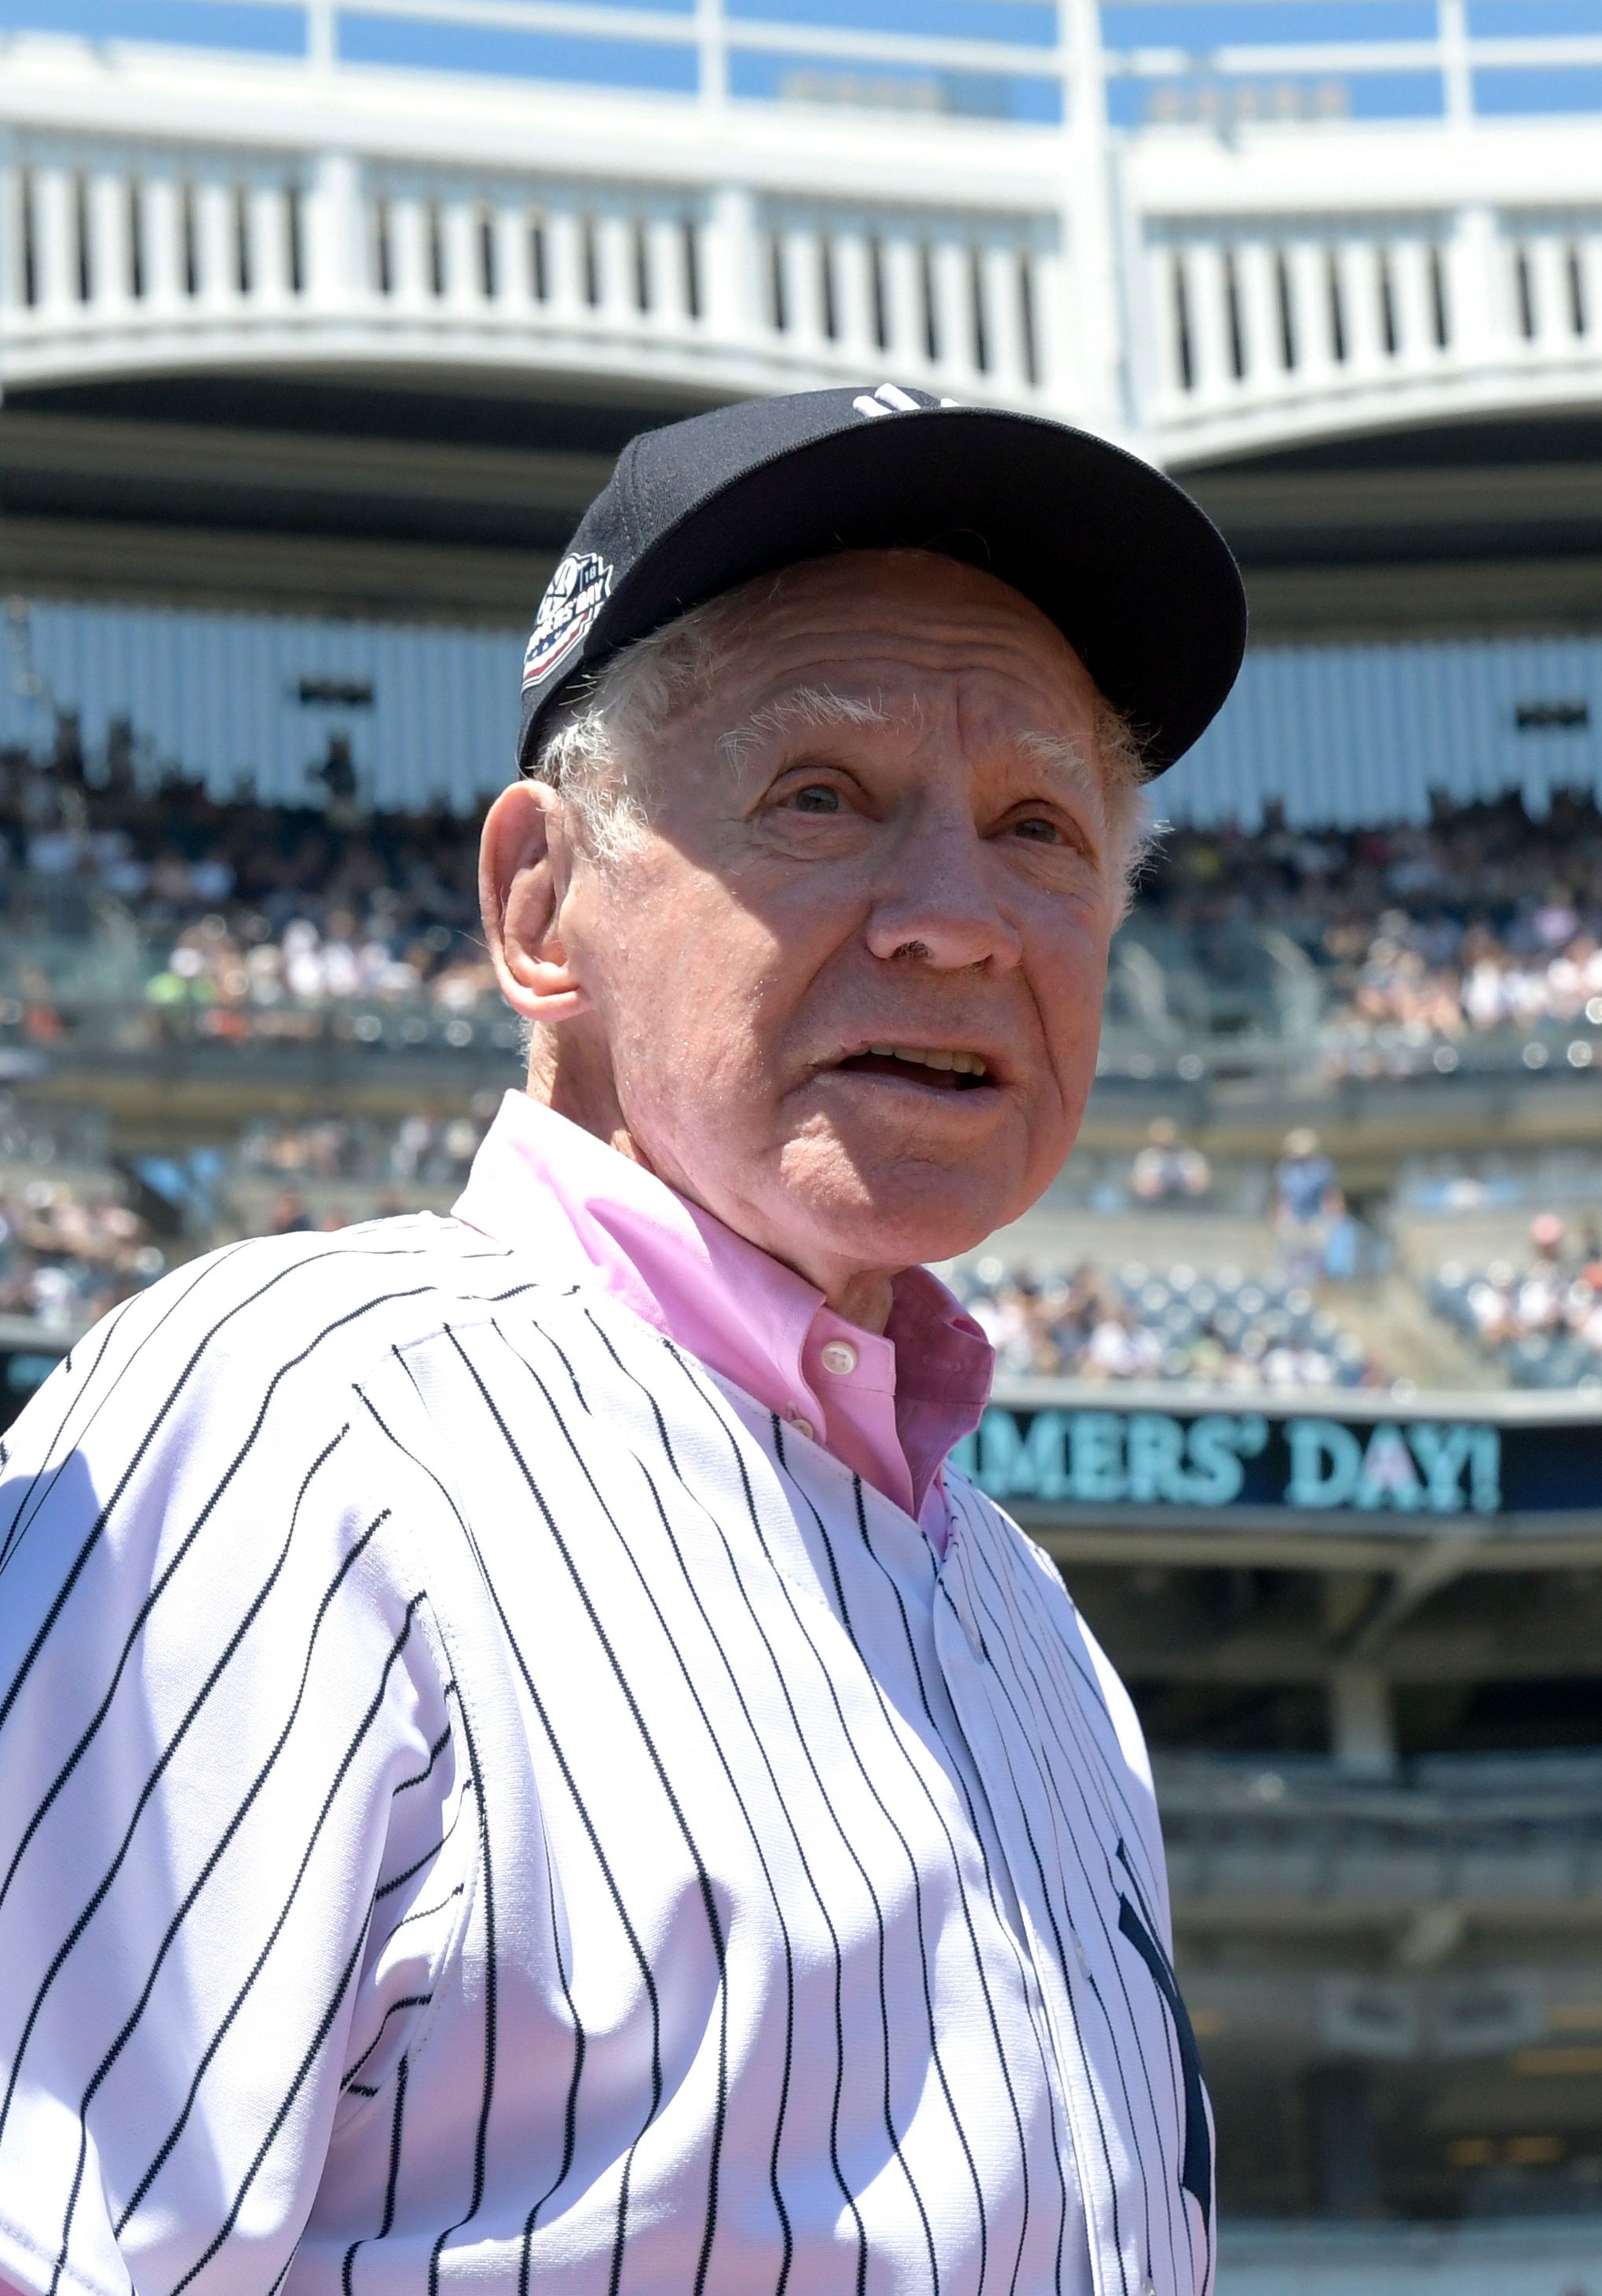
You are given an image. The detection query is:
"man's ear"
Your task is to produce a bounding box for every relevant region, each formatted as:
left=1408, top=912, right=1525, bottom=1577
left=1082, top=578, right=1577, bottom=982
left=479, top=779, right=589, bottom=1026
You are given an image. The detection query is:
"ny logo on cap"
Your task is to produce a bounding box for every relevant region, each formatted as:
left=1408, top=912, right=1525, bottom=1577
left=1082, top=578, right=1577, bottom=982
left=851, top=383, right=960, bottom=419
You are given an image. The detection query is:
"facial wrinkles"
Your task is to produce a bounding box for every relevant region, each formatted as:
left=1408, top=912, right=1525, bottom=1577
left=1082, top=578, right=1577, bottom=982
left=689, top=580, right=1093, bottom=751
left=711, top=675, right=1097, bottom=842
left=733, top=584, right=1089, bottom=683
left=788, top=679, right=1110, bottom=897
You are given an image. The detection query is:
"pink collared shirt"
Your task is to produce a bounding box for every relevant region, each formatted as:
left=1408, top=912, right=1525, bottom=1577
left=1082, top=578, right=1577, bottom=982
left=452, top=1090, right=993, bottom=1542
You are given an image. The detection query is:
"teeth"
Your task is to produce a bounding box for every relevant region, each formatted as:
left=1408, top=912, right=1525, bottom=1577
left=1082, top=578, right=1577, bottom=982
left=865, top=1045, right=989, bottom=1078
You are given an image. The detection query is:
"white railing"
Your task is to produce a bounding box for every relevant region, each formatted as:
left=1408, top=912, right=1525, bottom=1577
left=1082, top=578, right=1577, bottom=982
left=1143, top=207, right=1602, bottom=452
left=3, top=9, right=1602, bottom=464
left=0, top=130, right=1073, bottom=410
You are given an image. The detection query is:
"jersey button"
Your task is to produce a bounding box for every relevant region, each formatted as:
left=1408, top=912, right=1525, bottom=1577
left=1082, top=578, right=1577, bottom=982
left=786, top=1406, right=815, bottom=1441
left=819, top=1339, right=858, bottom=1377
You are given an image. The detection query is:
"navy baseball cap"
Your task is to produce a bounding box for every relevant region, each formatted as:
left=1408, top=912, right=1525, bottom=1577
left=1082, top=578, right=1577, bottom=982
left=517, top=383, right=1246, bottom=781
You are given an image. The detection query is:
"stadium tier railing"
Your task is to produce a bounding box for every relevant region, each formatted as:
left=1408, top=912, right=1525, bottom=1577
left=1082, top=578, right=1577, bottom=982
left=1217, top=2215, right=1602, bottom=2295
left=5, top=2, right=1602, bottom=471
left=1158, top=1749, right=1602, bottom=1926
left=4, top=925, right=1600, bottom=1082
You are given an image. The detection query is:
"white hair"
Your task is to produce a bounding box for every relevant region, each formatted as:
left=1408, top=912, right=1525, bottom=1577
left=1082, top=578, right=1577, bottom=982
left=525, top=553, right=1156, bottom=902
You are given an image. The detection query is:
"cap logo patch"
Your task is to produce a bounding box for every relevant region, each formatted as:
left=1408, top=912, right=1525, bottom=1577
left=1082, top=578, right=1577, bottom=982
left=852, top=383, right=960, bottom=419
left=522, top=551, right=614, bottom=691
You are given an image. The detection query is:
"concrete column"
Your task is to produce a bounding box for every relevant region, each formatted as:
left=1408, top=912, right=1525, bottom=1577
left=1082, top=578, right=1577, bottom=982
left=196, top=177, right=236, bottom=309
left=1445, top=200, right=1500, bottom=368
left=830, top=225, right=876, bottom=365
left=1303, top=2063, right=1380, bottom=2218
left=932, top=236, right=973, bottom=383
left=1330, top=1663, right=1398, bottom=1780
left=646, top=210, right=685, bottom=330
left=542, top=201, right=586, bottom=324
left=596, top=209, right=638, bottom=328
left=1289, top=236, right=1340, bottom=386
left=881, top=232, right=923, bottom=373
left=0, top=132, right=24, bottom=328
left=701, top=181, right=755, bottom=349
left=306, top=0, right=337, bottom=73
left=31, top=161, right=76, bottom=317
left=141, top=168, right=184, bottom=315
left=1058, top=0, right=1124, bottom=435
left=778, top=220, right=827, bottom=355
left=1182, top=239, right=1233, bottom=405
left=1390, top=233, right=1439, bottom=367
left=247, top=178, right=290, bottom=306
left=1234, top=235, right=1281, bottom=392
left=1437, top=0, right=1472, bottom=128
left=89, top=166, right=132, bottom=316
left=982, top=237, right=1030, bottom=393
left=306, top=148, right=360, bottom=315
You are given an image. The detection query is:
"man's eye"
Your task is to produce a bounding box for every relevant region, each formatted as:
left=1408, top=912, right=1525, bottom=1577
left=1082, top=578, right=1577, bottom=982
left=789, top=784, right=843, bottom=815
left=1011, top=816, right=1063, bottom=844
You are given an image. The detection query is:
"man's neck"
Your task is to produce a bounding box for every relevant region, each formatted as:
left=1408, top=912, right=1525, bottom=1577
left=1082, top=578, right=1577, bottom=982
left=523, top=1045, right=898, bottom=1337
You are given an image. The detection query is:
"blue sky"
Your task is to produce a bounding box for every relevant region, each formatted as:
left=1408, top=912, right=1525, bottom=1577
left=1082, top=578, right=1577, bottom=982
left=4, top=0, right=1601, bottom=109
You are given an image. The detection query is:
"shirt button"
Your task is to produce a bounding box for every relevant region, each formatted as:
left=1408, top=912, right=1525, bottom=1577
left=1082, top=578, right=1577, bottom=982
left=819, top=1339, right=858, bottom=1378
left=1074, top=1934, right=1088, bottom=1968
left=786, top=1407, right=815, bottom=1441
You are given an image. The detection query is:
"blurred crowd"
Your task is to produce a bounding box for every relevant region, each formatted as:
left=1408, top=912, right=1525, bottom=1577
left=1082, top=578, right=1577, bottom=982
left=1428, top=1214, right=1602, bottom=1391
left=5, top=723, right=1602, bottom=1062
left=0, top=723, right=496, bottom=1021
left=1139, top=785, right=1602, bottom=1056
left=955, top=1258, right=1381, bottom=1390
left=239, top=1108, right=492, bottom=1187
left=0, top=1178, right=165, bottom=1329
left=18, top=1097, right=1602, bottom=1409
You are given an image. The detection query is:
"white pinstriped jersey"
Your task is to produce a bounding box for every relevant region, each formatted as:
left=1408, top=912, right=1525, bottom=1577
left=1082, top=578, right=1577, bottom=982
left=0, top=1216, right=1212, bottom=2296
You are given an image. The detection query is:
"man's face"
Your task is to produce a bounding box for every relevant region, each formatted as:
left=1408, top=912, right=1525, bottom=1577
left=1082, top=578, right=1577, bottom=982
left=547, top=552, right=1124, bottom=1293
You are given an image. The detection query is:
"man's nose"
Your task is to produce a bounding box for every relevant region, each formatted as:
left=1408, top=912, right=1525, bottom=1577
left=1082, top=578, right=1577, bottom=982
left=862, top=810, right=1024, bottom=973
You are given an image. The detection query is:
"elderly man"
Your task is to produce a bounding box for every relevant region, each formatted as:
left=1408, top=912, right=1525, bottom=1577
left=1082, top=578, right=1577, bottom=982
left=0, top=387, right=1243, bottom=2296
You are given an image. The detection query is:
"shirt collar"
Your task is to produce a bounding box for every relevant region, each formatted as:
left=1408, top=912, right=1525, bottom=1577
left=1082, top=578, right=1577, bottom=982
left=452, top=1091, right=991, bottom=1521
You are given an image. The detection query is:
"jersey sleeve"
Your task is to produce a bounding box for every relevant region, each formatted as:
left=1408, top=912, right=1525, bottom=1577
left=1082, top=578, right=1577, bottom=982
left=0, top=1253, right=461, bottom=2296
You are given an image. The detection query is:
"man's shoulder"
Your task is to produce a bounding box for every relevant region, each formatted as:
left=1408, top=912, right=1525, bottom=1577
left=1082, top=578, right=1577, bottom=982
left=106, top=1209, right=526, bottom=1366
left=0, top=1211, right=554, bottom=1493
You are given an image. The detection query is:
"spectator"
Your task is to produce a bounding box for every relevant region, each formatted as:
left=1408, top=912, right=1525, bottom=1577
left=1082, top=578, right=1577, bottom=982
left=956, top=1255, right=1381, bottom=1390
left=0, top=1176, right=164, bottom=1328
left=1129, top=1118, right=1212, bottom=1203
left=2, top=728, right=1600, bottom=1069
left=1271, top=1128, right=1341, bottom=1283
left=1431, top=1214, right=1602, bottom=1388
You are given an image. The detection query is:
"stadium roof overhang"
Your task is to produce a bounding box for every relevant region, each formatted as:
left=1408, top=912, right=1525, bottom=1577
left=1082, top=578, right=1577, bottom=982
left=0, top=366, right=713, bottom=626
left=1183, top=409, right=1602, bottom=644
left=5, top=373, right=1602, bottom=643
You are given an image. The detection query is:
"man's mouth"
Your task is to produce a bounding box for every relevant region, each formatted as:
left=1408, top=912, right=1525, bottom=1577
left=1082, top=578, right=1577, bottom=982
left=833, top=1045, right=995, bottom=1092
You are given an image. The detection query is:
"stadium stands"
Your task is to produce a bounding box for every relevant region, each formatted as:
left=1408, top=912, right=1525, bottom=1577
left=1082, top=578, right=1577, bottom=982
left=0, top=1178, right=163, bottom=1328
left=953, top=1257, right=1383, bottom=1390
left=0, top=727, right=490, bottom=1023
left=1428, top=1217, right=1602, bottom=1392
left=4, top=732, right=1597, bottom=1408
left=6, top=728, right=1602, bottom=1088
left=1133, top=784, right=1602, bottom=1078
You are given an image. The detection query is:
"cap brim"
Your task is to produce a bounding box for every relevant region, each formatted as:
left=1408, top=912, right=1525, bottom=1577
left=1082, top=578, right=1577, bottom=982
left=527, top=406, right=1246, bottom=776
